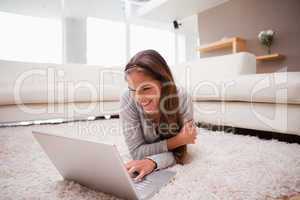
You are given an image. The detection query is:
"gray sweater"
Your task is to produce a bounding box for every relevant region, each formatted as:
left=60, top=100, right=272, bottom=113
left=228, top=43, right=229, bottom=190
left=119, top=86, right=193, bottom=170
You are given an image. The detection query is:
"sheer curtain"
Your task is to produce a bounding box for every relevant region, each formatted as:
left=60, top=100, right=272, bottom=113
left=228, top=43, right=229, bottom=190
left=87, top=17, right=126, bottom=66
left=130, top=24, right=176, bottom=66
left=0, top=11, right=62, bottom=63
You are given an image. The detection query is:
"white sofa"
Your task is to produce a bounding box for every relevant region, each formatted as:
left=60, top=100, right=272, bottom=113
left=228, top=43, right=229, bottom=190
left=172, top=52, right=300, bottom=136
left=0, top=60, right=127, bottom=123
left=1, top=52, right=299, bottom=137
left=191, top=72, right=300, bottom=136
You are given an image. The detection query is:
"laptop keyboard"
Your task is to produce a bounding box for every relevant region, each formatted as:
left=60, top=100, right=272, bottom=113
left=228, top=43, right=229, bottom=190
left=131, top=170, right=176, bottom=199
left=134, top=179, right=153, bottom=192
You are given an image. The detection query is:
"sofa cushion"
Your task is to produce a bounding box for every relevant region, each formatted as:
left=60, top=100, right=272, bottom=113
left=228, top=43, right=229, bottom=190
left=0, top=60, right=127, bottom=105
left=193, top=101, right=300, bottom=135
left=192, top=72, right=300, bottom=104
left=172, top=52, right=256, bottom=87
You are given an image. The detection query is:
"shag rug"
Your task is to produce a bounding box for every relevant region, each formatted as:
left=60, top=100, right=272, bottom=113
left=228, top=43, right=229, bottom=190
left=1, top=119, right=300, bottom=200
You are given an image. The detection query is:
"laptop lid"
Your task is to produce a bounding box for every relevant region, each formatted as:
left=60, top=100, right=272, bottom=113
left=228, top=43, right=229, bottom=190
left=32, top=130, right=139, bottom=200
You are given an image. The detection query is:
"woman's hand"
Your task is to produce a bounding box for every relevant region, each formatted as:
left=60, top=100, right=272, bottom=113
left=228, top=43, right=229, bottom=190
left=167, top=120, right=197, bottom=150
left=125, top=159, right=157, bottom=181
left=177, top=120, right=197, bottom=145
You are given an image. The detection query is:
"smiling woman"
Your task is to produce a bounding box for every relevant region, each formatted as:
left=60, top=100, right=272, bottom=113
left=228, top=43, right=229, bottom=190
left=119, top=49, right=197, bottom=181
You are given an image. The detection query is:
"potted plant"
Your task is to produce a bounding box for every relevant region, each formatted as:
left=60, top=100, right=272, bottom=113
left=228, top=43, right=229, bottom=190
left=258, top=30, right=275, bottom=54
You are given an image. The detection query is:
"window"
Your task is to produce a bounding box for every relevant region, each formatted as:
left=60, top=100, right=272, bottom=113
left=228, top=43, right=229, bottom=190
left=0, top=12, right=62, bottom=63
left=87, top=17, right=126, bottom=66
left=130, top=24, right=176, bottom=65
left=177, top=34, right=186, bottom=63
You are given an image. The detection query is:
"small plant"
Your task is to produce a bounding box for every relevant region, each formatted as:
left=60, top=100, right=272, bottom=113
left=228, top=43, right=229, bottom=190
left=258, top=30, right=275, bottom=54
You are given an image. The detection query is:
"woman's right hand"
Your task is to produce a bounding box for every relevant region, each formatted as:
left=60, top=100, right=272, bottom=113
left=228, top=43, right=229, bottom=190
left=177, top=120, right=197, bottom=145
left=166, top=120, right=197, bottom=150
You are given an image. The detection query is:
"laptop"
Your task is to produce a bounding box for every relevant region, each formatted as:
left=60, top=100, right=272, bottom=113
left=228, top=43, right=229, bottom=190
left=32, top=130, right=176, bottom=200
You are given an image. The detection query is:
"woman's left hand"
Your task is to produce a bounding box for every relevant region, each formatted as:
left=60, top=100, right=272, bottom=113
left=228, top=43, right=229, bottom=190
left=125, top=159, right=157, bottom=181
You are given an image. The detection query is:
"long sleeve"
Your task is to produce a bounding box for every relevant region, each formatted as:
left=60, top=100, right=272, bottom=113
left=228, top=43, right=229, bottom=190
left=146, top=152, right=176, bottom=170
left=119, top=87, right=194, bottom=170
left=119, top=90, right=169, bottom=160
left=147, top=88, right=194, bottom=170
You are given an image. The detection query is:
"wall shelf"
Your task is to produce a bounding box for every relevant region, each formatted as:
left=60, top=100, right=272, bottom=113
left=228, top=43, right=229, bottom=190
left=256, top=53, right=284, bottom=61
left=197, top=37, right=247, bottom=53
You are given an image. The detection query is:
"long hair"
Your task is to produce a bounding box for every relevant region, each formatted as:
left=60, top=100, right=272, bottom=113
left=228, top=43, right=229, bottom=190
left=124, top=49, right=187, bottom=164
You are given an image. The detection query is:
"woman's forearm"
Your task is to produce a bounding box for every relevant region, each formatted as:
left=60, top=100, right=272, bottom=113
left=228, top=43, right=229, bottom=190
left=166, top=135, right=184, bottom=150
left=167, top=120, right=197, bottom=150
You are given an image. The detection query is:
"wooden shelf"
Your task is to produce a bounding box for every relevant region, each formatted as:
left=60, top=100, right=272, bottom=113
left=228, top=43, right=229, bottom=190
left=256, top=53, right=284, bottom=61
left=197, top=37, right=247, bottom=53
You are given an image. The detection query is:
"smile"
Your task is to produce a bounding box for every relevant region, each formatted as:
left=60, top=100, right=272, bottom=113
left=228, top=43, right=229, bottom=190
left=141, top=100, right=152, bottom=107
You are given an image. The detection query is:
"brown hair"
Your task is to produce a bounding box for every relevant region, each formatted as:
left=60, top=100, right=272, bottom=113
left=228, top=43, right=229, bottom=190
left=124, top=49, right=187, bottom=164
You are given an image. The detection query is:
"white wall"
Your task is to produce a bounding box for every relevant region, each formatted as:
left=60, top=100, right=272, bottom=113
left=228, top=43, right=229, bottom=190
left=175, top=14, right=200, bottom=62
left=63, top=17, right=87, bottom=64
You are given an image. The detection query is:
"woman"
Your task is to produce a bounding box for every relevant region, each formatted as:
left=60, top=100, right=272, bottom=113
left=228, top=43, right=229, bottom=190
left=120, top=49, right=197, bottom=181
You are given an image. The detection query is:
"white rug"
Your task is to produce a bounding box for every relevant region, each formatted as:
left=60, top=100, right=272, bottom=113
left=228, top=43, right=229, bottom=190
left=1, top=119, right=300, bottom=200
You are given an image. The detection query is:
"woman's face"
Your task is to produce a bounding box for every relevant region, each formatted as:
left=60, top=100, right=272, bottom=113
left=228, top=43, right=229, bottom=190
left=127, top=71, right=162, bottom=114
